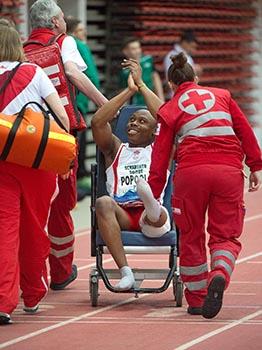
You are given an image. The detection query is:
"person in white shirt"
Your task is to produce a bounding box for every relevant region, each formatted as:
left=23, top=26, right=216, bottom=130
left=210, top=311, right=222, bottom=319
left=164, top=30, right=202, bottom=98
left=0, top=22, right=70, bottom=325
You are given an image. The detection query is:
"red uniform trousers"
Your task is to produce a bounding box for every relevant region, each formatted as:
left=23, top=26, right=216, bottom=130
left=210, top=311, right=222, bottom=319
left=48, top=159, right=78, bottom=284
left=0, top=161, right=57, bottom=313
left=173, top=164, right=244, bottom=307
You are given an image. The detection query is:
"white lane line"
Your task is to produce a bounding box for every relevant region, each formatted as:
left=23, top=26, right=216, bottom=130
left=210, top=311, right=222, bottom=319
left=74, top=227, right=90, bottom=235
left=75, top=229, right=90, bottom=237
left=12, top=320, right=262, bottom=326
left=231, top=281, right=262, bottom=284
left=0, top=295, right=148, bottom=349
left=244, top=214, right=262, bottom=223
left=226, top=293, right=256, bottom=296
left=236, top=252, right=262, bottom=264
left=174, top=310, right=262, bottom=350
left=75, top=251, right=262, bottom=273
left=77, top=256, right=116, bottom=272
left=73, top=211, right=262, bottom=238
left=247, top=261, right=262, bottom=264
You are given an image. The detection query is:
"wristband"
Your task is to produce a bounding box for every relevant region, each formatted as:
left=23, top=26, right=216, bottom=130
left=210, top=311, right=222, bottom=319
left=137, top=83, right=146, bottom=90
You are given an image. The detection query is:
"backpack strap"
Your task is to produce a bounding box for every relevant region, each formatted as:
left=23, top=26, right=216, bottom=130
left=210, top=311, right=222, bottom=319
left=23, top=33, right=66, bottom=48
left=47, top=33, right=66, bottom=46
left=0, top=62, right=22, bottom=95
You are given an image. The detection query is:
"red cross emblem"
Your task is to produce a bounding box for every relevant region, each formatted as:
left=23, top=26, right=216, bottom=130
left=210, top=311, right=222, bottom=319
left=178, top=89, right=215, bottom=115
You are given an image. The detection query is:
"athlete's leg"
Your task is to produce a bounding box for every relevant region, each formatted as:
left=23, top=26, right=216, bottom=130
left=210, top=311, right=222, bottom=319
left=95, top=196, right=135, bottom=290
left=136, top=178, right=170, bottom=237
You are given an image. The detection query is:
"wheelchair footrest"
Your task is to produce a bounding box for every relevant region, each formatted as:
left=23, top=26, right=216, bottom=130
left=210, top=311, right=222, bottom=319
left=103, top=268, right=173, bottom=280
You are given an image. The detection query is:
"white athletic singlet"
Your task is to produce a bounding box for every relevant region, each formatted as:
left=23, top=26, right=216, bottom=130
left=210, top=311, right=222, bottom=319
left=106, top=143, right=168, bottom=207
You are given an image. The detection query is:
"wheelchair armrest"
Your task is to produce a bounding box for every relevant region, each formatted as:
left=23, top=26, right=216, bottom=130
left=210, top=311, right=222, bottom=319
left=91, top=163, right=97, bottom=257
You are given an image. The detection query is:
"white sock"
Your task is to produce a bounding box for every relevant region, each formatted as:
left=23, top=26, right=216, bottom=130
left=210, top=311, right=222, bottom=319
left=115, top=266, right=135, bottom=291
left=137, top=178, right=161, bottom=223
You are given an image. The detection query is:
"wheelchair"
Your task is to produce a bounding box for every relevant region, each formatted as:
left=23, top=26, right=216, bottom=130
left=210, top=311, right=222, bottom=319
left=89, top=105, right=183, bottom=307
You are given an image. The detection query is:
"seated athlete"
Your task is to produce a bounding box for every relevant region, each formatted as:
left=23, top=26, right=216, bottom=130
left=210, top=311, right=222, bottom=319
left=91, top=74, right=171, bottom=290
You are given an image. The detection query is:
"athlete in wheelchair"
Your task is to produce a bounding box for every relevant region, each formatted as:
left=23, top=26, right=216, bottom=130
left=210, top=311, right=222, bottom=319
left=91, top=73, right=172, bottom=290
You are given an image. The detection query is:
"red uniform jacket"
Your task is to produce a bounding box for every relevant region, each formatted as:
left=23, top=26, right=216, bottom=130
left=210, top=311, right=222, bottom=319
left=149, top=81, right=262, bottom=199
left=24, top=28, right=86, bottom=131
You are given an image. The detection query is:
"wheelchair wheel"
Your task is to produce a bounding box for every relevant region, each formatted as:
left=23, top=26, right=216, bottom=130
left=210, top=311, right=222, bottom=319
left=173, top=275, right=183, bottom=307
left=89, top=270, right=99, bottom=307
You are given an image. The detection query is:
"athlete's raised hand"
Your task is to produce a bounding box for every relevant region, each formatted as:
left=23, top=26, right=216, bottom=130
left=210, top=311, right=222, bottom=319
left=122, top=58, right=143, bottom=86
left=127, top=72, right=138, bottom=93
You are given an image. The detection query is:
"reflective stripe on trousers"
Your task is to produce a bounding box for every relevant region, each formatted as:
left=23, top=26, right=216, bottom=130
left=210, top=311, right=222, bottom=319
left=184, top=279, right=207, bottom=291
left=49, top=234, right=74, bottom=245
left=180, top=263, right=208, bottom=291
left=50, top=246, right=74, bottom=258
left=180, top=262, right=208, bottom=276
left=211, top=249, right=236, bottom=276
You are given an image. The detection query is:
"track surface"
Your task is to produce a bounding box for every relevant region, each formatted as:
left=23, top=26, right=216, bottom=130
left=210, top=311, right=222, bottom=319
left=0, top=189, right=261, bottom=350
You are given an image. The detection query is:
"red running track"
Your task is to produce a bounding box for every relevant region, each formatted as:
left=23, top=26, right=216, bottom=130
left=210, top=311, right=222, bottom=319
left=0, top=188, right=261, bottom=350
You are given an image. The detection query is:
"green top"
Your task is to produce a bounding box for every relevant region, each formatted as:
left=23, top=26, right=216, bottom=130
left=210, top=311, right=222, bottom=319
left=119, top=55, right=154, bottom=105
left=73, top=36, right=100, bottom=115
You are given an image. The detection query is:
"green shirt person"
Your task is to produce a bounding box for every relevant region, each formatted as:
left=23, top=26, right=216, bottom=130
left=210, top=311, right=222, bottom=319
left=74, top=37, right=100, bottom=114
left=119, top=37, right=164, bottom=105
left=65, top=16, right=101, bottom=195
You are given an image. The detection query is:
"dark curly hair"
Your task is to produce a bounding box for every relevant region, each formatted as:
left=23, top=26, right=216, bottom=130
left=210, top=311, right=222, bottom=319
left=167, top=52, right=195, bottom=85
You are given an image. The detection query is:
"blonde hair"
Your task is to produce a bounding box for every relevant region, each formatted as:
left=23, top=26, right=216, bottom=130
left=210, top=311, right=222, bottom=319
left=0, top=25, right=25, bottom=62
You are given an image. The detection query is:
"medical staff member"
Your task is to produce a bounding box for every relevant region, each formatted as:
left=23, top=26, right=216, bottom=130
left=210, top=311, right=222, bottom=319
left=164, top=30, right=202, bottom=99
left=164, top=30, right=202, bottom=81
left=25, top=0, right=108, bottom=291
left=123, top=54, right=262, bottom=319
left=0, top=23, right=69, bottom=325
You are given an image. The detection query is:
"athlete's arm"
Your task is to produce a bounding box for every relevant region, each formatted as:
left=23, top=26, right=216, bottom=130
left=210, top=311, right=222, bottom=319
left=122, top=59, right=164, bottom=119
left=148, top=117, right=175, bottom=199
left=229, top=97, right=262, bottom=173
left=91, top=83, right=136, bottom=161
left=152, top=71, right=165, bottom=101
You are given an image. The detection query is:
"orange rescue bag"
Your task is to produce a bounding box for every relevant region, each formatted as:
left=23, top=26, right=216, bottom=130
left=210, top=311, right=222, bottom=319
left=0, top=102, right=76, bottom=175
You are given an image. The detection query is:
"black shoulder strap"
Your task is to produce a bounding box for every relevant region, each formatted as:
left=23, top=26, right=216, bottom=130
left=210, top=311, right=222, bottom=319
left=0, top=62, right=22, bottom=95
left=42, top=98, right=68, bottom=132
left=23, top=40, right=45, bottom=48
left=47, top=33, right=66, bottom=46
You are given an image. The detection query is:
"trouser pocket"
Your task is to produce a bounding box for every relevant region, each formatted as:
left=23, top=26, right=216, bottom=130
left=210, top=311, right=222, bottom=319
left=172, top=196, right=191, bottom=233
left=236, top=201, right=246, bottom=237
